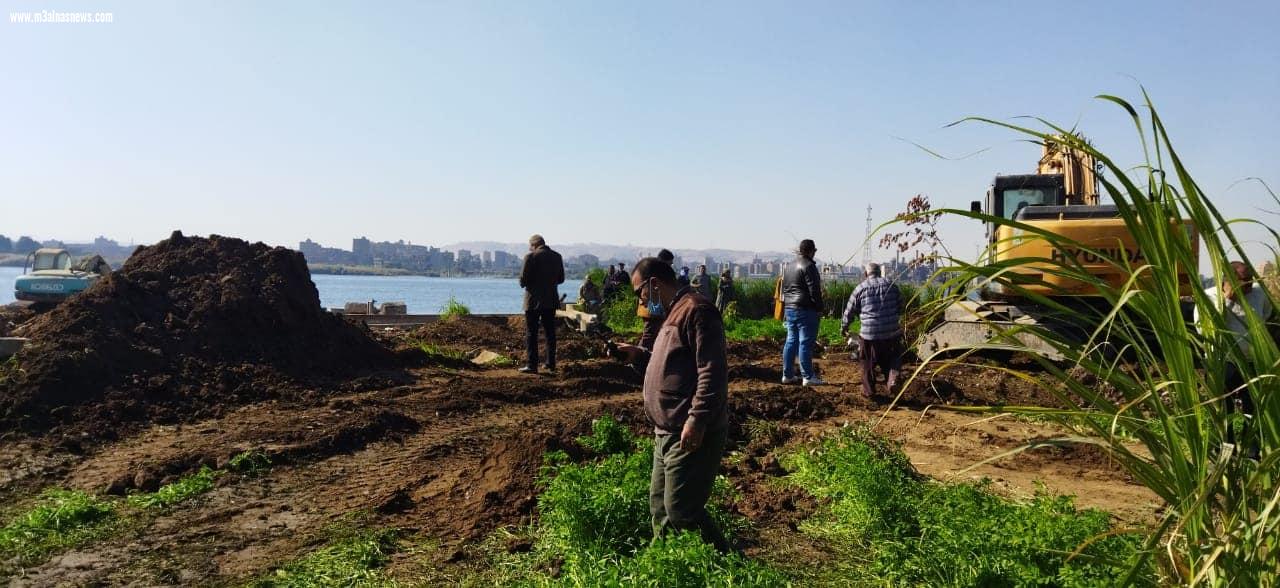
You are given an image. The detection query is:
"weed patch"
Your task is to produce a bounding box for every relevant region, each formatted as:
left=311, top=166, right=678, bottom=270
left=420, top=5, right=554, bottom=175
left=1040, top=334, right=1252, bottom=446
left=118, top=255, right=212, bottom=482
left=128, top=466, right=220, bottom=509
left=440, top=297, right=471, bottom=320
left=465, top=415, right=782, bottom=586
left=0, top=489, right=118, bottom=571
left=228, top=449, right=273, bottom=477
left=251, top=527, right=398, bottom=588
left=417, top=343, right=468, bottom=362
left=782, top=425, right=1148, bottom=586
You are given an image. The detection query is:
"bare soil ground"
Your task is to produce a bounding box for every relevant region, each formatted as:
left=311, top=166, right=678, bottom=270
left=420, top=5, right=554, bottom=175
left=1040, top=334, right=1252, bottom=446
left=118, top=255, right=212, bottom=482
left=0, top=235, right=1159, bottom=585
left=0, top=315, right=1159, bottom=586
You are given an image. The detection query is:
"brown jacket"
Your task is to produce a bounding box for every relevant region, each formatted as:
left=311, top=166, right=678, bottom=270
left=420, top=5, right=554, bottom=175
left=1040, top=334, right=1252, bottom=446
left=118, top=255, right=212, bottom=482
left=643, top=289, right=729, bottom=435
left=519, top=246, right=565, bottom=311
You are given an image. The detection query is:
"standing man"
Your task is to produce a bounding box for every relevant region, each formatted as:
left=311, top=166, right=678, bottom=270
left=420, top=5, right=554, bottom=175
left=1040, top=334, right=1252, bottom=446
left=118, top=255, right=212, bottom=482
left=602, top=264, right=619, bottom=300
left=692, top=264, right=714, bottom=300
left=715, top=270, right=735, bottom=315
left=781, top=239, right=825, bottom=386
left=1195, top=261, right=1273, bottom=456
left=616, top=258, right=731, bottom=552
left=518, top=234, right=564, bottom=374
left=841, top=263, right=903, bottom=399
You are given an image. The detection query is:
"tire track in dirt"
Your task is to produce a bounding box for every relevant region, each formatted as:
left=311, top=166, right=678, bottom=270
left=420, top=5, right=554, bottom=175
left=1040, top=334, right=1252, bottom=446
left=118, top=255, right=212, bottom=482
left=11, top=365, right=647, bottom=585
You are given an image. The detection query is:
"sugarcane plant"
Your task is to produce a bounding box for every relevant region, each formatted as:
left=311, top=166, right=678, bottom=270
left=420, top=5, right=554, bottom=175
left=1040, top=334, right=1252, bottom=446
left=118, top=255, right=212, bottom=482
left=893, top=91, right=1279, bottom=585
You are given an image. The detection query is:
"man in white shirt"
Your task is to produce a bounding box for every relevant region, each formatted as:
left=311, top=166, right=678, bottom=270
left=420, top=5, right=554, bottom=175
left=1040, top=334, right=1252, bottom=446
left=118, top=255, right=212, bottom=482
left=1195, top=261, right=1273, bottom=455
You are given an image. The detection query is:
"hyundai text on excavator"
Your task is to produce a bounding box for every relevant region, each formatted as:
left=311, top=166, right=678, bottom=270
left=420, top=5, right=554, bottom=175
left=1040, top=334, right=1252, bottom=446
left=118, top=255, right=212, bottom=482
left=916, top=136, right=1199, bottom=360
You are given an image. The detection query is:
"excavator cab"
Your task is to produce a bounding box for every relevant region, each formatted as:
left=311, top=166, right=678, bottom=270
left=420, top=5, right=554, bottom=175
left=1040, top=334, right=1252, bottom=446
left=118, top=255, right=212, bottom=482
left=973, top=174, right=1067, bottom=247
left=30, top=248, right=73, bottom=272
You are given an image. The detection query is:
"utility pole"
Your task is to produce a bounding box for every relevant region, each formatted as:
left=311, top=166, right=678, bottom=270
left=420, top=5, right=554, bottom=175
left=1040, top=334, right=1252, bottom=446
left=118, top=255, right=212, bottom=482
left=862, top=204, right=874, bottom=270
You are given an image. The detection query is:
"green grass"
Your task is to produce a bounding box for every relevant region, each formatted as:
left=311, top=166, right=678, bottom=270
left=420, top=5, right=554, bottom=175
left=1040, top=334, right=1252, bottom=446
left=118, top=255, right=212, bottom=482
left=781, top=425, right=1148, bottom=586
left=128, top=466, right=221, bottom=509
left=417, top=342, right=468, bottom=362
left=250, top=527, right=399, bottom=588
left=0, top=489, right=119, bottom=570
left=439, top=296, right=471, bottom=320
left=461, top=415, right=782, bottom=587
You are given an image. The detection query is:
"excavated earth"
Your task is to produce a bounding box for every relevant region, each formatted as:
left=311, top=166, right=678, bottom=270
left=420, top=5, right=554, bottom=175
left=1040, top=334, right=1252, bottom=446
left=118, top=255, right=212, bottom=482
left=0, top=246, right=1159, bottom=585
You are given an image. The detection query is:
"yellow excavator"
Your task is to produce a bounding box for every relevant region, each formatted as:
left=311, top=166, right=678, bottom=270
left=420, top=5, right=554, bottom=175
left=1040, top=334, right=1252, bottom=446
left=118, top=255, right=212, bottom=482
left=916, top=136, right=1199, bottom=359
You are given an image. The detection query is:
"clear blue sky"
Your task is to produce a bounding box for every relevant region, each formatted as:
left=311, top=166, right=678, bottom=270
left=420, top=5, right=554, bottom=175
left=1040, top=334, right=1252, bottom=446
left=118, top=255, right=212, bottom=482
left=3, top=1, right=1277, bottom=265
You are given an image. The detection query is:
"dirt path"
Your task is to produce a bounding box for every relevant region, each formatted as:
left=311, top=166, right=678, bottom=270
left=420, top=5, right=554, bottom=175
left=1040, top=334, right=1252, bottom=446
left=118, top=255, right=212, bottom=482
left=3, top=351, right=1159, bottom=585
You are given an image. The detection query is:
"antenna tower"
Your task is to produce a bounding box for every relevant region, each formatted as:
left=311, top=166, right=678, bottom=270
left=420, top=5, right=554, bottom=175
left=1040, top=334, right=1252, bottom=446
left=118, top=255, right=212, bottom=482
left=862, top=204, right=874, bottom=269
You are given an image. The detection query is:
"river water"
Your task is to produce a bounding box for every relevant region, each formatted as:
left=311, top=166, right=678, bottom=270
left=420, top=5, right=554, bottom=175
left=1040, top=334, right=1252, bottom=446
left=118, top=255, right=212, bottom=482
left=0, top=266, right=582, bottom=314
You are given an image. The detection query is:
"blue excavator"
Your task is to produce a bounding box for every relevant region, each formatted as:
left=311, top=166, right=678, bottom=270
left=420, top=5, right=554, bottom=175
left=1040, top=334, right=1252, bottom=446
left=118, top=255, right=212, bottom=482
left=13, top=248, right=111, bottom=306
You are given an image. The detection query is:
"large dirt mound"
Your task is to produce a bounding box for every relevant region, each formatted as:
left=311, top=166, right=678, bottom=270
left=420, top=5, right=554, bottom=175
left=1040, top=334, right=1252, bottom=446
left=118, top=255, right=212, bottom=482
left=0, top=232, right=396, bottom=438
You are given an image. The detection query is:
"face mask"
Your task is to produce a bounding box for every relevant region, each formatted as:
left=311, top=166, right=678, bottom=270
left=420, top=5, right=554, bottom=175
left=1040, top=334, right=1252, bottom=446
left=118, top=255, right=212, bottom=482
left=646, top=281, right=666, bottom=318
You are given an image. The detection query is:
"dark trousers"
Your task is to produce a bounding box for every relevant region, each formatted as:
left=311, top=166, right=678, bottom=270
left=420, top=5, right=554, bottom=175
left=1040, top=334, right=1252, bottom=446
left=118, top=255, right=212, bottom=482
left=524, top=308, right=557, bottom=369
left=650, top=427, right=730, bottom=552
left=860, top=336, right=902, bottom=398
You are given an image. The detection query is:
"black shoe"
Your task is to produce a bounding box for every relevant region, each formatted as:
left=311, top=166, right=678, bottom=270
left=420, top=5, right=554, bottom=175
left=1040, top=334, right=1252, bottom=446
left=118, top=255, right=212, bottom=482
left=543, top=364, right=557, bottom=373
left=518, top=366, right=538, bottom=374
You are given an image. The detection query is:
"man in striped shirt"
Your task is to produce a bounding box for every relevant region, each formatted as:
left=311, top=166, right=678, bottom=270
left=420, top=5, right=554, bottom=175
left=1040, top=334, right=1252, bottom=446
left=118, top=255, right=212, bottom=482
left=841, top=263, right=903, bottom=399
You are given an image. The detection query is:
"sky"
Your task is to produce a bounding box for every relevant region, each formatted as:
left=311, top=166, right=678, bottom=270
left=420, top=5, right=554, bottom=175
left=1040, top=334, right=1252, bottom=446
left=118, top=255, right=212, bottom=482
left=2, top=0, right=1278, bottom=266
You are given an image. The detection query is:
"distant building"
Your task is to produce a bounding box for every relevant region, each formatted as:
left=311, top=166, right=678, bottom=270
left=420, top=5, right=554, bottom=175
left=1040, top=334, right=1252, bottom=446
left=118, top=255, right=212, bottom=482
left=352, top=237, right=373, bottom=265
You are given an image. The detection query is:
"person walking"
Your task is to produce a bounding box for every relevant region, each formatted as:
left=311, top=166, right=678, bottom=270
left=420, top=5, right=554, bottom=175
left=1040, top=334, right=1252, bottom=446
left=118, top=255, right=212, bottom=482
left=614, top=258, right=731, bottom=552
left=518, top=234, right=564, bottom=374
left=692, top=264, right=714, bottom=300
left=1195, top=261, right=1273, bottom=457
left=781, top=239, right=825, bottom=386
left=841, top=263, right=903, bottom=399
left=715, top=270, right=735, bottom=315
left=677, top=266, right=692, bottom=288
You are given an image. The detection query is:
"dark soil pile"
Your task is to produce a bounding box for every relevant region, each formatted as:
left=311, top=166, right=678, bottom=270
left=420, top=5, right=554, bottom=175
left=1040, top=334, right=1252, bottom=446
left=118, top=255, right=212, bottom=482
left=0, top=304, right=35, bottom=338
left=0, top=232, right=396, bottom=439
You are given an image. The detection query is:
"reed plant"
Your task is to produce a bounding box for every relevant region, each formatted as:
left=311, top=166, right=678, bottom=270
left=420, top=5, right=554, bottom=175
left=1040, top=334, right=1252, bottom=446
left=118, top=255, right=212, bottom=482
left=902, top=92, right=1279, bottom=584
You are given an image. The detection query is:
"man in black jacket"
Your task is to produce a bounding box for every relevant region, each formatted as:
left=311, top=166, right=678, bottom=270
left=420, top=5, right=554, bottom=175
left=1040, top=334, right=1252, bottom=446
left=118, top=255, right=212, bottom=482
left=780, top=239, right=825, bottom=386
left=519, top=234, right=565, bottom=374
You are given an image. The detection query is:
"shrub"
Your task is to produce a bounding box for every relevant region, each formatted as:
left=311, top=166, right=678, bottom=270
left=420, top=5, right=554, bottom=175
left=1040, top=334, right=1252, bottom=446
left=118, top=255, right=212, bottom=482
left=823, top=279, right=856, bottom=318
left=733, top=279, right=779, bottom=320
left=601, top=287, right=642, bottom=334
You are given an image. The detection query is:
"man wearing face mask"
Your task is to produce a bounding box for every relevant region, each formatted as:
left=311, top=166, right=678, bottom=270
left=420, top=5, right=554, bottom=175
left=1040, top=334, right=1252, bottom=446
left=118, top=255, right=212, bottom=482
left=614, top=258, right=731, bottom=552
left=637, top=250, right=677, bottom=352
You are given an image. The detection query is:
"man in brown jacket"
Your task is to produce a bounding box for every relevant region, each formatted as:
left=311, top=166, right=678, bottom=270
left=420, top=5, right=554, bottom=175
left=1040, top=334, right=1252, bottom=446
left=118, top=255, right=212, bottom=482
left=518, top=234, right=564, bottom=374
left=616, top=257, right=730, bottom=551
